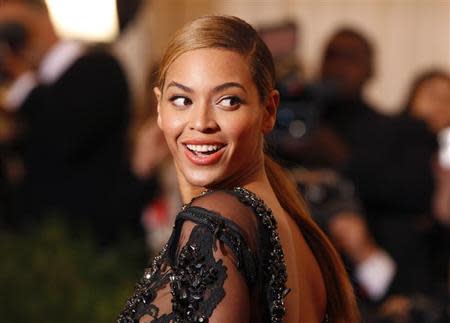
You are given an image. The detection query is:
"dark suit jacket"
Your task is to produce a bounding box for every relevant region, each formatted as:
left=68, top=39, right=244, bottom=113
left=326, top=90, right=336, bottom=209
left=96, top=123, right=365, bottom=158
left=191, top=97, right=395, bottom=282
left=17, top=47, right=135, bottom=242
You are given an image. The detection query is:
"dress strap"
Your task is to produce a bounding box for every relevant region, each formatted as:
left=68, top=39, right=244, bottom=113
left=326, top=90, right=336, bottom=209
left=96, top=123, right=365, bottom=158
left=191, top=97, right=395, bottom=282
left=187, top=187, right=290, bottom=323
left=168, top=205, right=257, bottom=287
left=228, top=187, right=290, bottom=323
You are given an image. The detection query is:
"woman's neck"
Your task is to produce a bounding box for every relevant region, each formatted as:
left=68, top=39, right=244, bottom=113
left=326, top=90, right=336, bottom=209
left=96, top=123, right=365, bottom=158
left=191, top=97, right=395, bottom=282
left=177, top=161, right=274, bottom=205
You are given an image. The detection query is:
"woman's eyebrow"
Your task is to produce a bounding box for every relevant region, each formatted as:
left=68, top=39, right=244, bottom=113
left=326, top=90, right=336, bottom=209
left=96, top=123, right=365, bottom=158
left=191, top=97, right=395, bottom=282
left=213, top=82, right=247, bottom=93
left=166, top=81, right=247, bottom=94
left=166, top=81, right=193, bottom=93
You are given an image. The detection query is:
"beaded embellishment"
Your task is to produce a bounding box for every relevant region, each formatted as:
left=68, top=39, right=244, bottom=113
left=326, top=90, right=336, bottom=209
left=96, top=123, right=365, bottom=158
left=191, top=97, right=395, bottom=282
left=230, top=187, right=290, bottom=322
left=117, top=244, right=172, bottom=322
left=117, top=187, right=290, bottom=323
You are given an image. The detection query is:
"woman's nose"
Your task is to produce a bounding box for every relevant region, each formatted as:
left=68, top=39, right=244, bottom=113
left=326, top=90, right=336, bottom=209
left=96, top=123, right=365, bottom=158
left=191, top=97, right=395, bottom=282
left=188, top=102, right=219, bottom=133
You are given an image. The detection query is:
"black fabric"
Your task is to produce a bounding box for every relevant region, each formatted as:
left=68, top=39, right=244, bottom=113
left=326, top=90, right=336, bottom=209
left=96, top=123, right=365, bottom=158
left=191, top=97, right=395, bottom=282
left=169, top=206, right=257, bottom=287
left=118, top=188, right=290, bottom=323
left=11, top=47, right=151, bottom=244
left=169, top=225, right=228, bottom=322
left=338, top=111, right=437, bottom=218
left=271, top=95, right=440, bottom=299
left=325, top=100, right=439, bottom=296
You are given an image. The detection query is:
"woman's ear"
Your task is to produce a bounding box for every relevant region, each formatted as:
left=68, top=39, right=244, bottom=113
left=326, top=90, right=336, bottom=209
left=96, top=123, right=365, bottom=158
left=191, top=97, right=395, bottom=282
left=261, top=89, right=280, bottom=134
left=154, top=87, right=162, bottom=129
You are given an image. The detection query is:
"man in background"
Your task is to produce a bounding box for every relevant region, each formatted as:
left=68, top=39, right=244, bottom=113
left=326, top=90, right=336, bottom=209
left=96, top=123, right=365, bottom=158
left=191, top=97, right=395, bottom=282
left=0, top=0, right=137, bottom=245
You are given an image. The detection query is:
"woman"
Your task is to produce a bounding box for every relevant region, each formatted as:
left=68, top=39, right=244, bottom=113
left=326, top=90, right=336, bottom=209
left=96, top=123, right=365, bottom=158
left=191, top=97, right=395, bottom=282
left=405, top=70, right=450, bottom=134
left=405, top=70, right=450, bottom=302
left=118, top=16, right=358, bottom=323
left=364, top=69, right=450, bottom=323
left=404, top=69, right=450, bottom=225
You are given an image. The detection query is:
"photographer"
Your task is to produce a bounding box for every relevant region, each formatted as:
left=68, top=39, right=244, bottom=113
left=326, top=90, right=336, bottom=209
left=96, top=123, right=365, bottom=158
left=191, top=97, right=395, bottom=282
left=0, top=0, right=135, bottom=245
left=267, top=26, right=446, bottom=322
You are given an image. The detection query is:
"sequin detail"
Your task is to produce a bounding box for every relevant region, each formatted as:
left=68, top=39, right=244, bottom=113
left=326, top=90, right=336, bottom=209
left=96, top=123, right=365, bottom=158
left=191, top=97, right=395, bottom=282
left=170, top=226, right=227, bottom=322
left=230, top=187, right=290, bottom=323
left=117, top=245, right=172, bottom=322
left=118, top=187, right=290, bottom=323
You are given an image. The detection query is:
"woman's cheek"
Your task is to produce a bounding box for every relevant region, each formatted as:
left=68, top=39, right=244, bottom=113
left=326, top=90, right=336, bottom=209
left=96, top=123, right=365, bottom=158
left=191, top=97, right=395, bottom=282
left=161, top=111, right=186, bottom=137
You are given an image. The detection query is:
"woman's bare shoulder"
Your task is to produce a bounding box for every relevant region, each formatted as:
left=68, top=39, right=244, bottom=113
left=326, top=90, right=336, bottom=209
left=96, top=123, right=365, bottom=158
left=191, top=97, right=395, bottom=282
left=189, top=190, right=259, bottom=247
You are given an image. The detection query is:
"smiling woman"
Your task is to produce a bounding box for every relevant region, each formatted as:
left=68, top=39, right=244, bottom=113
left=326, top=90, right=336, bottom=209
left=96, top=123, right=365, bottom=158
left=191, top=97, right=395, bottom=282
left=118, top=15, right=359, bottom=323
left=154, top=48, right=273, bottom=190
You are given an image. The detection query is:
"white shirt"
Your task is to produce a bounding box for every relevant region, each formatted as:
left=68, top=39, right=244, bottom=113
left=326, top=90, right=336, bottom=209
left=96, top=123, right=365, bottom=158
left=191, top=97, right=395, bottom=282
left=4, top=40, right=85, bottom=111
left=355, top=249, right=397, bottom=301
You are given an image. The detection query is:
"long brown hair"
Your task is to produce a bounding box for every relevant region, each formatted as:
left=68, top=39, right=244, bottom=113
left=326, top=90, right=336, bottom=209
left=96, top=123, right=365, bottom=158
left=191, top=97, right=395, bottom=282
left=156, top=15, right=359, bottom=323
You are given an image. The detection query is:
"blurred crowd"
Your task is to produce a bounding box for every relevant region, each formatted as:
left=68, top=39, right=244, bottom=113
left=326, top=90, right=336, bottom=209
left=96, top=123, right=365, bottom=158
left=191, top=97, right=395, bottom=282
left=0, top=0, right=163, bottom=247
left=0, top=1, right=448, bottom=322
left=264, top=21, right=450, bottom=323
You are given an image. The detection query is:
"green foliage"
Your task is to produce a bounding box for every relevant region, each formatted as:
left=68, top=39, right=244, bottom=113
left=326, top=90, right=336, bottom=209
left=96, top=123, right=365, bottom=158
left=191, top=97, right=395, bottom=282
left=0, top=217, right=149, bottom=323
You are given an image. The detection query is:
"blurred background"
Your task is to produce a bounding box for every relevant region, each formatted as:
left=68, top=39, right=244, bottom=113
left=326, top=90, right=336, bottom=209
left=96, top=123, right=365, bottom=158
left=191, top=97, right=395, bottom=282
left=0, top=0, right=449, bottom=322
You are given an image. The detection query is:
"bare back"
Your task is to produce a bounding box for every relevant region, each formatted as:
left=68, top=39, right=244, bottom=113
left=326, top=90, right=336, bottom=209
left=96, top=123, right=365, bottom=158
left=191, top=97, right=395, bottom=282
left=277, top=208, right=327, bottom=322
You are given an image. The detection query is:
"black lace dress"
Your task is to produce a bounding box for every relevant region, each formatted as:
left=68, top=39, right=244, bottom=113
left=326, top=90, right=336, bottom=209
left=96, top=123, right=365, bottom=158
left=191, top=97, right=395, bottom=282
left=118, top=187, right=290, bottom=323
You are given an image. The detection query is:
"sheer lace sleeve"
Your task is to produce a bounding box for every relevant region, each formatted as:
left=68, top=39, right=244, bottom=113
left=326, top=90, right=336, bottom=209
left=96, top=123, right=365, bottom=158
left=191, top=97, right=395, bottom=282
left=163, top=191, right=259, bottom=322
left=118, top=190, right=259, bottom=323
left=118, top=188, right=289, bottom=323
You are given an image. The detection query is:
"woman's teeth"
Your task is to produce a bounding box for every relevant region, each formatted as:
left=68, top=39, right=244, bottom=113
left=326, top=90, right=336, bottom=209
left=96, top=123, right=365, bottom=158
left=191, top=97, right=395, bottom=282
left=186, top=144, right=222, bottom=154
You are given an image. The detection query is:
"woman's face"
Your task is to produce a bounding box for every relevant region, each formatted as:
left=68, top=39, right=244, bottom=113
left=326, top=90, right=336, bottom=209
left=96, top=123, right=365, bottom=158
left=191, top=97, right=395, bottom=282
left=411, top=76, right=450, bottom=132
left=155, top=48, right=278, bottom=189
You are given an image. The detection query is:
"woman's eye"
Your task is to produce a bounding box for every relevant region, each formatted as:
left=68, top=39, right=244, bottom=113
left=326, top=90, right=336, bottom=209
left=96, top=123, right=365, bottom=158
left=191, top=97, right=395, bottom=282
left=170, top=96, right=192, bottom=107
left=218, top=96, right=242, bottom=109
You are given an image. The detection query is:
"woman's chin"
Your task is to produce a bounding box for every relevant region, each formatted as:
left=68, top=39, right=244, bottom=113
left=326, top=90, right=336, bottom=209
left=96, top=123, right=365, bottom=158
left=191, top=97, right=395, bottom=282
left=183, top=172, right=221, bottom=189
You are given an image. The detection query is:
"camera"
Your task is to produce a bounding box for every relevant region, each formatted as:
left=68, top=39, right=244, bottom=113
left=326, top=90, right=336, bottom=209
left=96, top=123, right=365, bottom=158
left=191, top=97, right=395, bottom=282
left=275, top=79, right=340, bottom=140
left=266, top=79, right=340, bottom=169
left=290, top=168, right=363, bottom=230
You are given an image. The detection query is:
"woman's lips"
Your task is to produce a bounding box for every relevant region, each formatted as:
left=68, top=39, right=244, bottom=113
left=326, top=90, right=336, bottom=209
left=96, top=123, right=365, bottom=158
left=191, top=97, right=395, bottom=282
left=182, top=142, right=226, bottom=166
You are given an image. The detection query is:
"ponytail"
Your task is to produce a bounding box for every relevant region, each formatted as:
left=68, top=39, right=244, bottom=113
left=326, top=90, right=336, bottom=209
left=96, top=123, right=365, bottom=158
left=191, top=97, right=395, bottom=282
left=264, top=155, right=360, bottom=323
